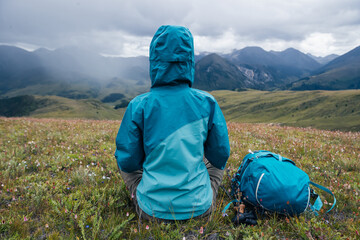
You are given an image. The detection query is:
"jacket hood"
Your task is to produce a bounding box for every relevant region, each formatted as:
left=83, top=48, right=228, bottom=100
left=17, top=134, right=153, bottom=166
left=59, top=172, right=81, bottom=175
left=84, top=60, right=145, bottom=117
left=149, top=25, right=195, bottom=88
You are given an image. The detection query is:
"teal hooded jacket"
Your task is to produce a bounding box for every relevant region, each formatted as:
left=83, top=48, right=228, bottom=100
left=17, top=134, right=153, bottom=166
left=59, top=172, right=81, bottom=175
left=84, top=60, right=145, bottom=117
left=115, top=25, right=230, bottom=220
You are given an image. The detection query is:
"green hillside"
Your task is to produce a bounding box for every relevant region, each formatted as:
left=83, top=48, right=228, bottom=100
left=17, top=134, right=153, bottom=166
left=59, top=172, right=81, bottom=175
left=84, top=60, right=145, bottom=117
left=0, top=95, right=125, bottom=120
left=211, top=90, right=360, bottom=131
left=1, top=90, right=359, bottom=131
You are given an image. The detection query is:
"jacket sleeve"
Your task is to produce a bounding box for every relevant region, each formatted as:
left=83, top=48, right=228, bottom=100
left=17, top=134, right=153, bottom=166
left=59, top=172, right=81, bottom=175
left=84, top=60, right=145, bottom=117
left=114, top=101, right=144, bottom=173
left=204, top=100, right=230, bottom=170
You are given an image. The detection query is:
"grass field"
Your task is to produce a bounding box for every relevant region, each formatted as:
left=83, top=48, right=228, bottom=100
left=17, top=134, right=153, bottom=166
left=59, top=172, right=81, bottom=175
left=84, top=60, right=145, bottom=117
left=1, top=117, right=359, bottom=239
left=212, top=90, right=360, bottom=132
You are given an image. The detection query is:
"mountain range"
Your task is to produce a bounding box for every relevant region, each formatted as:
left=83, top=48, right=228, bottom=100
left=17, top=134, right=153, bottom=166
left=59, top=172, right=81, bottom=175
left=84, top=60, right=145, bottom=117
left=290, top=46, right=360, bottom=90
left=0, top=44, right=359, bottom=103
left=194, top=47, right=324, bottom=90
left=195, top=46, right=359, bottom=91
left=0, top=45, right=150, bottom=102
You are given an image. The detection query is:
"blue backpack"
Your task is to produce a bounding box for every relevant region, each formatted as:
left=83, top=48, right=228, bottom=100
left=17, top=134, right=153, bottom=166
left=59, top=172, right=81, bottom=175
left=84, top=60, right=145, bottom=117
left=223, top=150, right=336, bottom=217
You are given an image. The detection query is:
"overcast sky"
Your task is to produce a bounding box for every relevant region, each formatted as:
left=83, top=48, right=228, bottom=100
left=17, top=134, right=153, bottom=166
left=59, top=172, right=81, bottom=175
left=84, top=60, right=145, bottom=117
left=1, top=0, right=359, bottom=57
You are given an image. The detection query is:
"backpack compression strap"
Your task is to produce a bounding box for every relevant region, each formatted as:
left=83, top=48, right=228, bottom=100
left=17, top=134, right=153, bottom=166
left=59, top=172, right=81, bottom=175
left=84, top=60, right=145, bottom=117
left=309, top=181, right=336, bottom=215
left=222, top=199, right=240, bottom=216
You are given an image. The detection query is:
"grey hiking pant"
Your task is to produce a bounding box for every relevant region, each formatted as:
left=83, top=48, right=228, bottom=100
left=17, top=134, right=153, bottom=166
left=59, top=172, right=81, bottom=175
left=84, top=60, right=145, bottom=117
left=118, top=158, right=224, bottom=221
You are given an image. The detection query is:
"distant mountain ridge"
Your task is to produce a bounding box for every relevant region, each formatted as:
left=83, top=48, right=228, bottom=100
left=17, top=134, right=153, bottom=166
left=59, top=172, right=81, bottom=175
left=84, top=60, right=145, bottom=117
left=0, top=45, right=150, bottom=101
left=307, top=53, right=339, bottom=65
left=195, top=46, right=324, bottom=90
left=290, top=46, right=360, bottom=90
left=193, top=53, right=251, bottom=91
left=0, top=45, right=359, bottom=100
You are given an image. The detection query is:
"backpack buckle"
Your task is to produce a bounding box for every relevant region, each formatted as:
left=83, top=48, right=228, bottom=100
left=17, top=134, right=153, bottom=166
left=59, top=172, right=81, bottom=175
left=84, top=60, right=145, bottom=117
left=310, top=188, right=319, bottom=199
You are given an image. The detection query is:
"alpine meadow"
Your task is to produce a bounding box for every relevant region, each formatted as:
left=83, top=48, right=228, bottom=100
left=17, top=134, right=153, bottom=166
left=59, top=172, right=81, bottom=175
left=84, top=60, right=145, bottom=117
left=0, top=117, right=359, bottom=239
left=1, top=1, right=360, bottom=238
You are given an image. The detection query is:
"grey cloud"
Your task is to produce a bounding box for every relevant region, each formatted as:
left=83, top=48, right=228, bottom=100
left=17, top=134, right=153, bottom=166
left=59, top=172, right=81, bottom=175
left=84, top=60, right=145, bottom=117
left=0, top=0, right=359, bottom=56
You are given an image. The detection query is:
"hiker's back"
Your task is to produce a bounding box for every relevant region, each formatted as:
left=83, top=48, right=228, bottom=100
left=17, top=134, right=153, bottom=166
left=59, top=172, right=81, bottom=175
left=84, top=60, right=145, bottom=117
left=134, top=85, right=219, bottom=219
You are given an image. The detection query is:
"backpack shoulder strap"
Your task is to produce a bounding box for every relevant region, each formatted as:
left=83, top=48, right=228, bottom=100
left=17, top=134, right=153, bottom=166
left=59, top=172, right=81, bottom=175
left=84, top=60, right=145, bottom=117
left=309, top=181, right=336, bottom=214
